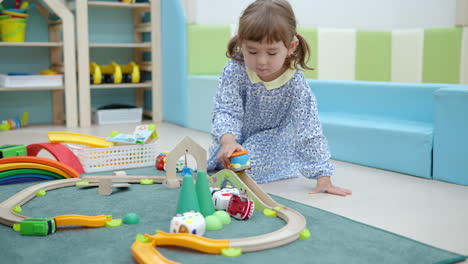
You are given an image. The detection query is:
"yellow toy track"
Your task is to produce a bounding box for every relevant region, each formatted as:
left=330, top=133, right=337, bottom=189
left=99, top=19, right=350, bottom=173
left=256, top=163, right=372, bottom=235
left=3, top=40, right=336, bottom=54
left=48, top=132, right=113, bottom=148
left=54, top=214, right=112, bottom=227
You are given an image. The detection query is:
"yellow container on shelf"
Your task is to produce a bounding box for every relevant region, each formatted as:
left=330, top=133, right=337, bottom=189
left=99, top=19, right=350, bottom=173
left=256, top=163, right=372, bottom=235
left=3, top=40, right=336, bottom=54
left=1, top=18, right=27, bottom=42
left=0, top=15, right=9, bottom=41
left=2, top=10, right=29, bottom=19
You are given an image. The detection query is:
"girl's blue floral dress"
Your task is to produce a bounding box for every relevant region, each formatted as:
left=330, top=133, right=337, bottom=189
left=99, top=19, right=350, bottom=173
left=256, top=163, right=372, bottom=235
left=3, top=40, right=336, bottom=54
left=207, top=60, right=335, bottom=183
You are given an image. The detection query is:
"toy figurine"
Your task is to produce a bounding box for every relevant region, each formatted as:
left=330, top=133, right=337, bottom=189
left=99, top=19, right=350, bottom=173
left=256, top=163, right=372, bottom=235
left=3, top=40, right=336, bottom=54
left=155, top=151, right=168, bottom=170
left=170, top=211, right=206, bottom=236
left=156, top=152, right=188, bottom=173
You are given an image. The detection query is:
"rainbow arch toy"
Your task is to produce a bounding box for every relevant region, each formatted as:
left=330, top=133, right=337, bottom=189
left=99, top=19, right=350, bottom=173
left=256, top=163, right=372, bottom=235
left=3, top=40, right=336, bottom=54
left=0, top=156, right=80, bottom=185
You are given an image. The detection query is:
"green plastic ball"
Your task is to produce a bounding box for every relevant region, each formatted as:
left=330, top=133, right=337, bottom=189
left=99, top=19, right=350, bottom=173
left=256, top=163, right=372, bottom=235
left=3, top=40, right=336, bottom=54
left=123, top=213, right=140, bottom=224
left=213, top=210, right=231, bottom=225
left=205, top=215, right=223, bottom=231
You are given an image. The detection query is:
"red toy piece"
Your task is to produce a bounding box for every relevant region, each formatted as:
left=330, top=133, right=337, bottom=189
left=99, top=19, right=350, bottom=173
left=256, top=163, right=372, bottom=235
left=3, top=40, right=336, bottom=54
left=226, top=194, right=255, bottom=220
left=155, top=152, right=168, bottom=170
left=27, top=143, right=85, bottom=174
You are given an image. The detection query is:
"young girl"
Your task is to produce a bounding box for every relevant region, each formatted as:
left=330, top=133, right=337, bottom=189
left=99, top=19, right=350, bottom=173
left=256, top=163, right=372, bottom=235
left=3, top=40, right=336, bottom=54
left=207, top=0, right=352, bottom=196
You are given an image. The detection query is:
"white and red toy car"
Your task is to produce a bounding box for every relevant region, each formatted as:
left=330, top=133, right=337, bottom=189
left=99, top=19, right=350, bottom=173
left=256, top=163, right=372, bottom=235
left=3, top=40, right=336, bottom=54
left=211, top=187, right=240, bottom=210
left=226, top=194, right=255, bottom=220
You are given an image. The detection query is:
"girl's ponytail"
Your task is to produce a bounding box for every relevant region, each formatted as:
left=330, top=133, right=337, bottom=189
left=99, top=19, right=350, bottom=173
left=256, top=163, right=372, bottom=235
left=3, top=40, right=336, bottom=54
left=291, top=33, right=314, bottom=71
left=227, top=33, right=314, bottom=71
left=226, top=35, right=242, bottom=61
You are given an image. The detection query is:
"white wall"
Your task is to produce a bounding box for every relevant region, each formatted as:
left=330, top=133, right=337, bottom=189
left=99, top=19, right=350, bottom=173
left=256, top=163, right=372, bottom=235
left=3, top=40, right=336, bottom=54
left=180, top=0, right=457, bottom=30
left=392, top=0, right=457, bottom=29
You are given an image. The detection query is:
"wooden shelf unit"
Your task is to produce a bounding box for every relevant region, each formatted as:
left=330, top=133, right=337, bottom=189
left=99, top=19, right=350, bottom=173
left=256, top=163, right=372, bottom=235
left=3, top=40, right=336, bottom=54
left=0, top=0, right=78, bottom=128
left=76, top=0, right=162, bottom=127
left=0, top=86, right=64, bottom=91
left=87, top=1, right=150, bottom=8
left=88, top=43, right=151, bottom=48
left=90, top=81, right=153, bottom=89
left=0, top=42, right=63, bottom=47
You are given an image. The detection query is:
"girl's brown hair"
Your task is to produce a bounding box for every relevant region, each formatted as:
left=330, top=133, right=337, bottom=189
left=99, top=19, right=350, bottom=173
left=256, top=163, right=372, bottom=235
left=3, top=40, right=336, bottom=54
left=227, top=0, right=313, bottom=71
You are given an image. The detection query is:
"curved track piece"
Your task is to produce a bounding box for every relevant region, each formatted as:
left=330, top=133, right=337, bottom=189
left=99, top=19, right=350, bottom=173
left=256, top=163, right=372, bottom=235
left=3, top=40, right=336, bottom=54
left=0, top=178, right=82, bottom=226
left=132, top=240, right=180, bottom=264
left=229, top=206, right=306, bottom=252
left=210, top=170, right=307, bottom=252
left=149, top=231, right=230, bottom=254
left=0, top=156, right=80, bottom=179
left=47, top=132, right=113, bottom=148
left=27, top=143, right=85, bottom=174
left=131, top=232, right=230, bottom=264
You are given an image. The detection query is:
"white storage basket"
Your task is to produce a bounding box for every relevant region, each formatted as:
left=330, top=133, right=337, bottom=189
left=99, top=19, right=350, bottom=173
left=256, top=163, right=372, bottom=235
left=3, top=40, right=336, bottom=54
left=66, top=143, right=158, bottom=173
left=92, top=108, right=143, bottom=125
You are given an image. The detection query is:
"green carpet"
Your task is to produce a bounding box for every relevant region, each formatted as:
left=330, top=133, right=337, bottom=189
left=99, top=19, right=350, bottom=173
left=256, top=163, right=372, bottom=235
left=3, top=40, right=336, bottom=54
left=0, top=170, right=466, bottom=264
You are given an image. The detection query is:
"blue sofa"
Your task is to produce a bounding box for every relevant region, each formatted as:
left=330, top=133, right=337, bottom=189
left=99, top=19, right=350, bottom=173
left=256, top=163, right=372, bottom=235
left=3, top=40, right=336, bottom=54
left=185, top=76, right=468, bottom=185
left=309, top=80, right=456, bottom=179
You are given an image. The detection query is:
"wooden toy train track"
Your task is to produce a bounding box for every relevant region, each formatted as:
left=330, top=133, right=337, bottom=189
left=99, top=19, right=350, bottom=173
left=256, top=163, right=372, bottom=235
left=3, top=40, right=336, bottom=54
left=0, top=170, right=308, bottom=264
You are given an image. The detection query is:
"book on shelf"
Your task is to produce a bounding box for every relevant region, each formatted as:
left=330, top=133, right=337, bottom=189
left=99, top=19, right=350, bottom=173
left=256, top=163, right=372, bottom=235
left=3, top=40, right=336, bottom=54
left=0, top=74, right=63, bottom=88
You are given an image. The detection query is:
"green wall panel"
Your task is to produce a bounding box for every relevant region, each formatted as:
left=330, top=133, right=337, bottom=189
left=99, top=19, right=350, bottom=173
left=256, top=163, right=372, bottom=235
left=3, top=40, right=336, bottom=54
left=356, top=30, right=392, bottom=81
left=188, top=25, right=231, bottom=75
left=423, top=28, right=463, bottom=84
left=298, top=28, right=318, bottom=79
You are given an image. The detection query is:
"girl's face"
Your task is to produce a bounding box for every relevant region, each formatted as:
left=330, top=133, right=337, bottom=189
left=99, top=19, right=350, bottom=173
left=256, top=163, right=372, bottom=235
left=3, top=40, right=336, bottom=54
left=241, top=39, right=298, bottom=82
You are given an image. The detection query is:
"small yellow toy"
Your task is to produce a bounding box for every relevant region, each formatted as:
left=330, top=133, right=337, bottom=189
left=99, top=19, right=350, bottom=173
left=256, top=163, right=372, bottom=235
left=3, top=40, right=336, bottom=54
left=89, top=62, right=103, bottom=84
left=121, top=62, right=140, bottom=83
left=90, top=61, right=140, bottom=84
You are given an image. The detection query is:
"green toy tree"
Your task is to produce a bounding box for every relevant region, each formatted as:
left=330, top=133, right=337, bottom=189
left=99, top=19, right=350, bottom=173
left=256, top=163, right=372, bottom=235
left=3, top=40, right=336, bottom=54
left=175, top=168, right=200, bottom=214
left=195, top=170, right=215, bottom=216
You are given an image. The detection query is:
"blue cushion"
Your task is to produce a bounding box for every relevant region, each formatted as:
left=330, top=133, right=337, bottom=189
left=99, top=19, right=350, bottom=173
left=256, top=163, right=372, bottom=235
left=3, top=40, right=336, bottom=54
left=187, top=76, right=219, bottom=133
left=309, top=79, right=451, bottom=123
left=433, top=86, right=468, bottom=185
left=320, top=112, right=433, bottom=178
left=161, top=0, right=188, bottom=126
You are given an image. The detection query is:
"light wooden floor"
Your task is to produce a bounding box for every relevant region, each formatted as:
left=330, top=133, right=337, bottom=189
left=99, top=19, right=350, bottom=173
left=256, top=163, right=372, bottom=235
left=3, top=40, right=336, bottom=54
left=1, top=121, right=467, bottom=260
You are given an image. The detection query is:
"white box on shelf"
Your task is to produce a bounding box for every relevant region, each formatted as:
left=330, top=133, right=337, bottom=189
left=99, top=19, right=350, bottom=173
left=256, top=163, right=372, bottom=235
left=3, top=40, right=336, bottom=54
left=93, top=107, right=143, bottom=125
left=0, top=74, right=63, bottom=87
left=66, top=143, right=158, bottom=173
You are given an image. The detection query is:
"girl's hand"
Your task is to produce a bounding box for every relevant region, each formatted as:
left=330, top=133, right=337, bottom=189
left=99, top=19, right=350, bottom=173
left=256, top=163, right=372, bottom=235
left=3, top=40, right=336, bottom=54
left=217, top=134, right=244, bottom=167
left=309, top=176, right=352, bottom=196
